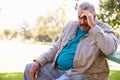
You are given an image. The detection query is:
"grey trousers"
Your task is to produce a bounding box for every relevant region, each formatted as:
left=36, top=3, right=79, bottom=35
left=24, top=63, right=88, bottom=80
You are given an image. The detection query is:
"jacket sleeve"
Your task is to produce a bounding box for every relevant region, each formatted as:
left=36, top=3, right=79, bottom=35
left=89, top=23, right=118, bottom=55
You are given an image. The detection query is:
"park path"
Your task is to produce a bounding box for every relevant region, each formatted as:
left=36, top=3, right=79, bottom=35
left=0, top=40, right=51, bottom=72
left=0, top=40, right=120, bottom=73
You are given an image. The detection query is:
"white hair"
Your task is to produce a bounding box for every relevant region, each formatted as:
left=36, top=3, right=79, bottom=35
left=78, top=2, right=95, bottom=14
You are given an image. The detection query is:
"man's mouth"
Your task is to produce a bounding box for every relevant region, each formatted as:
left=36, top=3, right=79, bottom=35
left=80, top=24, right=89, bottom=27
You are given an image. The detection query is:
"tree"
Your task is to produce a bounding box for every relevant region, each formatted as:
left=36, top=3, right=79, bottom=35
left=35, top=4, right=69, bottom=42
left=19, top=21, right=33, bottom=41
left=97, top=0, right=120, bottom=30
left=3, top=29, right=12, bottom=39
left=97, top=0, right=120, bottom=40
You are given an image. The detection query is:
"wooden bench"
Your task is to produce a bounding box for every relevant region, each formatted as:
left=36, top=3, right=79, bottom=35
left=107, top=51, right=120, bottom=64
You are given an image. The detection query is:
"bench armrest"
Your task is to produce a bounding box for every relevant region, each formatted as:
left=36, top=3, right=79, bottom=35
left=106, top=51, right=120, bottom=64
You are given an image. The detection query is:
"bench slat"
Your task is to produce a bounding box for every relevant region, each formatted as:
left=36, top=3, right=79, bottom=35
left=107, top=51, right=120, bottom=64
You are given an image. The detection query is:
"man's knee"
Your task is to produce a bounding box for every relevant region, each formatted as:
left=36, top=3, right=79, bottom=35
left=24, top=63, right=33, bottom=72
left=24, top=63, right=33, bottom=78
left=24, top=63, right=33, bottom=80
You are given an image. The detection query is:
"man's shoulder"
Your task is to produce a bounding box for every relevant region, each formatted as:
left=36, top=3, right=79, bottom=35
left=96, top=19, right=113, bottom=31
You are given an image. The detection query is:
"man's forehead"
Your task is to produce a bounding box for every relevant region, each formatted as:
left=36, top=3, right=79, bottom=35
left=78, top=9, right=90, bottom=15
left=78, top=9, right=90, bottom=13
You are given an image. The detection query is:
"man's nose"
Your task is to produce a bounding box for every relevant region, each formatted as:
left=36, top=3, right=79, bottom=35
left=80, top=19, right=86, bottom=24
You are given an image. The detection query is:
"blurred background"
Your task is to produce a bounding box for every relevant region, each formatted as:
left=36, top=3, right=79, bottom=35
left=0, top=0, right=120, bottom=80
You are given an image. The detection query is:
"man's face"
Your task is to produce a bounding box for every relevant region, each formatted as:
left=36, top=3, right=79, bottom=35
left=78, top=9, right=92, bottom=32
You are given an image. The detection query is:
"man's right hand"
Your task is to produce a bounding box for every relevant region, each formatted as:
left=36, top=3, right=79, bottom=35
left=29, top=61, right=40, bottom=80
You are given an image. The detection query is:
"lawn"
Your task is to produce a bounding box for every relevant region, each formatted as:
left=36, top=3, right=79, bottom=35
left=109, top=70, right=120, bottom=80
left=0, top=70, right=120, bottom=80
left=0, top=72, right=23, bottom=80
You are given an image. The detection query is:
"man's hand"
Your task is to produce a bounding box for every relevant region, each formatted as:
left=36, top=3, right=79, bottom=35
left=81, top=10, right=96, bottom=28
left=29, top=61, right=40, bottom=80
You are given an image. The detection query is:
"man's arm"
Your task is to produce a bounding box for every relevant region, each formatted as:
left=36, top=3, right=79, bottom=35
left=89, top=24, right=118, bottom=55
left=81, top=11, right=118, bottom=55
left=28, top=23, right=69, bottom=80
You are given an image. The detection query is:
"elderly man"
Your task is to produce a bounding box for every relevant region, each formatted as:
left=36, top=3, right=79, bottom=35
left=24, top=2, right=118, bottom=80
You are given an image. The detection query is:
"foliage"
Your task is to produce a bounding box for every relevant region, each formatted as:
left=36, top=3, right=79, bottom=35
left=97, top=0, right=120, bottom=41
left=11, top=4, right=69, bottom=42
left=2, top=29, right=17, bottom=40
left=97, top=0, right=120, bottom=30
left=34, top=5, right=69, bottom=42
left=3, top=29, right=12, bottom=39
left=0, top=4, right=69, bottom=42
left=19, top=22, right=33, bottom=41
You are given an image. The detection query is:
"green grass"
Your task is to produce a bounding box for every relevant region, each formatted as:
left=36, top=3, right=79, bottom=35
left=0, top=72, right=23, bottom=80
left=0, top=70, right=120, bottom=80
left=109, top=70, right=120, bottom=80
left=27, top=41, right=52, bottom=45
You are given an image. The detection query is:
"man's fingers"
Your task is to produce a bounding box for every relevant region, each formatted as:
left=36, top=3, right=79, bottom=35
left=29, top=65, right=37, bottom=80
left=29, top=69, right=35, bottom=80
left=29, top=64, right=40, bottom=80
left=35, top=69, right=39, bottom=78
left=33, top=74, right=37, bottom=80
